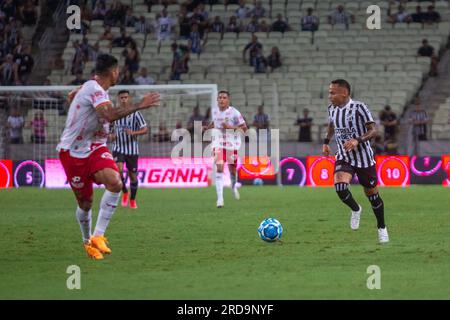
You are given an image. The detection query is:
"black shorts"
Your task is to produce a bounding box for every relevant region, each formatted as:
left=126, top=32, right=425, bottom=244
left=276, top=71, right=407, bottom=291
left=113, top=152, right=138, bottom=173
left=334, top=160, right=378, bottom=189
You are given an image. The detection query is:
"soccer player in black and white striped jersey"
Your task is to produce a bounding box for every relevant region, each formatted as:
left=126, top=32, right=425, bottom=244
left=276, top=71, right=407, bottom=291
left=110, top=90, right=148, bottom=209
left=323, top=79, right=389, bottom=244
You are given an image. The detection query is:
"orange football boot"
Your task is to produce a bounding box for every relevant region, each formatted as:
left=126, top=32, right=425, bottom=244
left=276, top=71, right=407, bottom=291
left=90, top=236, right=112, bottom=254
left=84, top=242, right=104, bottom=260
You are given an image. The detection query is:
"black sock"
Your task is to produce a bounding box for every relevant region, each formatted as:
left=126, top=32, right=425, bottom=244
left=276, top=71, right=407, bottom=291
left=368, top=193, right=385, bottom=229
left=122, top=177, right=128, bottom=194
left=335, top=183, right=360, bottom=212
left=130, top=181, right=138, bottom=200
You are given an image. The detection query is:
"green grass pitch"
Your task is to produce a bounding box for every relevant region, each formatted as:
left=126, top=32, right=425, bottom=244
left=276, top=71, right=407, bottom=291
left=1, top=186, right=449, bottom=299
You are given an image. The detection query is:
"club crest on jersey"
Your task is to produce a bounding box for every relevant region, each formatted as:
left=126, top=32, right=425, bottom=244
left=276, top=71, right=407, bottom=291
left=71, top=176, right=84, bottom=189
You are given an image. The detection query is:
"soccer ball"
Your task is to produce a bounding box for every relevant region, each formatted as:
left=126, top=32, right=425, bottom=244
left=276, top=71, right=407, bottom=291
left=258, top=218, right=283, bottom=242
left=253, top=178, right=264, bottom=186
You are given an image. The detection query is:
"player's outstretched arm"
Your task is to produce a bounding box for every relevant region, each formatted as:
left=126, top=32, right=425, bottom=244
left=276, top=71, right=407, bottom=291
left=322, top=122, right=334, bottom=156
left=96, top=92, right=160, bottom=122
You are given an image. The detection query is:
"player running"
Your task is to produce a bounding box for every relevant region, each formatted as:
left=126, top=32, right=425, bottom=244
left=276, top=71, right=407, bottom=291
left=110, top=90, right=148, bottom=209
left=57, top=54, right=159, bottom=259
left=206, top=90, right=248, bottom=208
left=323, top=79, right=389, bottom=244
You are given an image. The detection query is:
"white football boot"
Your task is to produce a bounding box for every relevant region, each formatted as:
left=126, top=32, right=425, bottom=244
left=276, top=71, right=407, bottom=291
left=378, top=227, right=389, bottom=244
left=350, top=205, right=362, bottom=230
left=217, top=198, right=224, bottom=208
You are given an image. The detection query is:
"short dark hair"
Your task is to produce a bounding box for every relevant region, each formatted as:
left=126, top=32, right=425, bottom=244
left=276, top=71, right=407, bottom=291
left=218, top=90, right=230, bottom=97
left=331, top=79, right=351, bottom=94
left=118, top=90, right=130, bottom=96
left=95, top=54, right=118, bottom=75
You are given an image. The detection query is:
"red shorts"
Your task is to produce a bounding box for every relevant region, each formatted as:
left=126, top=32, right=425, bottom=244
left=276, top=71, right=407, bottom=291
left=59, top=146, right=119, bottom=203
left=213, top=148, right=238, bottom=165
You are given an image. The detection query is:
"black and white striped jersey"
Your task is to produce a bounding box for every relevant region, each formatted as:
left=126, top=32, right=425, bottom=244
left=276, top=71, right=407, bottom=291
left=111, top=111, right=147, bottom=155
left=328, top=99, right=376, bottom=168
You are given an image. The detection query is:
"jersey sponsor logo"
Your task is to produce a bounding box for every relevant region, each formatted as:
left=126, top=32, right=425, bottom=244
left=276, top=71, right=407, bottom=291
left=335, top=127, right=357, bottom=140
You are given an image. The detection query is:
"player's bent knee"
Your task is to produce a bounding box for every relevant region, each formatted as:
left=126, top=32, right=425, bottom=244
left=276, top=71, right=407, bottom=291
left=78, top=201, right=92, bottom=211
left=106, top=178, right=122, bottom=193
left=364, top=187, right=378, bottom=196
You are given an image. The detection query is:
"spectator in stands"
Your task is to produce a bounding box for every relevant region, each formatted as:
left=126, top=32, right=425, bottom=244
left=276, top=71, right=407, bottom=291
left=100, top=25, right=114, bottom=41
left=235, top=0, right=251, bottom=21
left=410, top=98, right=429, bottom=141
left=372, top=135, right=385, bottom=156
left=226, top=15, right=242, bottom=33
left=259, top=19, right=270, bottom=32
left=424, top=5, right=441, bottom=24
left=135, top=15, right=152, bottom=35
left=187, top=106, right=203, bottom=141
left=135, top=67, right=155, bottom=85
left=295, top=108, right=313, bottom=142
left=411, top=6, right=426, bottom=23
left=123, top=41, right=140, bottom=75
left=209, top=16, right=225, bottom=37
left=271, top=14, right=291, bottom=33
left=0, top=53, right=16, bottom=85
left=80, top=37, right=91, bottom=60
left=19, top=0, right=37, bottom=26
left=243, top=34, right=262, bottom=67
left=388, top=5, right=412, bottom=24
left=119, top=68, right=135, bottom=85
left=253, top=47, right=267, bottom=73
left=178, top=10, right=191, bottom=40
left=30, top=110, right=48, bottom=144
left=92, top=1, right=107, bottom=20
left=7, top=107, right=24, bottom=144
left=112, top=28, right=134, bottom=48
left=417, top=39, right=438, bottom=77
left=380, top=105, right=398, bottom=142
left=170, top=43, right=189, bottom=80
left=191, top=5, right=208, bottom=39
left=253, top=105, right=270, bottom=133
left=124, top=7, right=137, bottom=28
left=188, top=23, right=203, bottom=55
left=250, top=1, right=266, bottom=19
left=301, top=8, right=319, bottom=32
left=155, top=9, right=174, bottom=42
left=245, top=15, right=260, bottom=33
left=69, top=72, right=87, bottom=85
left=266, top=46, right=282, bottom=72
left=328, top=5, right=355, bottom=29
left=89, top=42, right=102, bottom=62
left=196, top=3, right=209, bottom=21
left=153, top=122, right=170, bottom=142
left=14, top=44, right=33, bottom=84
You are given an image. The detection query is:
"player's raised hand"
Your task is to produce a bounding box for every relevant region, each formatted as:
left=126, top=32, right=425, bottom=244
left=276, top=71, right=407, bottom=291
left=139, top=92, right=160, bottom=109
left=322, top=144, right=331, bottom=157
left=343, top=139, right=359, bottom=152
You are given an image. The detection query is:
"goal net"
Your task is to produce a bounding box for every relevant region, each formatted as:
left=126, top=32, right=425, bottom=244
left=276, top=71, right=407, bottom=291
left=0, top=84, right=218, bottom=161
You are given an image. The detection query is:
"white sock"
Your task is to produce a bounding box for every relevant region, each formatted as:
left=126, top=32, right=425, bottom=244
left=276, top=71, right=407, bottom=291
left=215, top=172, right=224, bottom=201
left=76, top=206, right=92, bottom=243
left=93, top=190, right=120, bottom=237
